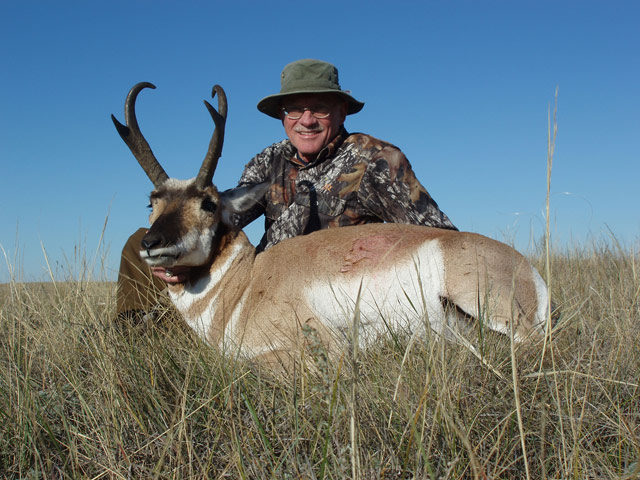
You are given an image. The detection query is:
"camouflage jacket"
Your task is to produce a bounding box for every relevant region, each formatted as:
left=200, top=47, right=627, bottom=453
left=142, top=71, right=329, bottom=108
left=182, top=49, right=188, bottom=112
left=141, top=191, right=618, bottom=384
left=231, top=127, right=457, bottom=251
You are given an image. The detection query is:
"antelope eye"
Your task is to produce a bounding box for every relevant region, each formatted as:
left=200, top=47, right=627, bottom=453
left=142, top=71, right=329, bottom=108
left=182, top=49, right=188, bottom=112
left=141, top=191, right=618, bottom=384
left=201, top=198, right=217, bottom=213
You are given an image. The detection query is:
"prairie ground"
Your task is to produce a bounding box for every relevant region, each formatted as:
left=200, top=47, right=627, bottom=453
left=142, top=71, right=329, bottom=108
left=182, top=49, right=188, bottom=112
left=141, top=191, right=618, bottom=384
left=0, top=242, right=638, bottom=479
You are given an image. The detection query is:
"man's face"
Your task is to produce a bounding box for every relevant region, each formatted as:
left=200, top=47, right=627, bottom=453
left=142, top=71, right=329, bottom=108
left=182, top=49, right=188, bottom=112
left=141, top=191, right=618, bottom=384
left=281, top=93, right=347, bottom=163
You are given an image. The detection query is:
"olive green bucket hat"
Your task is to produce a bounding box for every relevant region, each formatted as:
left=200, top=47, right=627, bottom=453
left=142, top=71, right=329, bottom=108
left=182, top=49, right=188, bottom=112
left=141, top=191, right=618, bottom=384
left=257, top=59, right=365, bottom=119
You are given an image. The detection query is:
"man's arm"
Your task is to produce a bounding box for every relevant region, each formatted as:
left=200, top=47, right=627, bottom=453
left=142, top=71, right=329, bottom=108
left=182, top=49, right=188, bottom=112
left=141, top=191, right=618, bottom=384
left=358, top=145, right=457, bottom=230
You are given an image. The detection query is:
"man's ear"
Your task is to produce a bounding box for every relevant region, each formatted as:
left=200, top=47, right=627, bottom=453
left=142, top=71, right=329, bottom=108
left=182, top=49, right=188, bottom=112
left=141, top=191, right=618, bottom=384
left=219, top=181, right=270, bottom=226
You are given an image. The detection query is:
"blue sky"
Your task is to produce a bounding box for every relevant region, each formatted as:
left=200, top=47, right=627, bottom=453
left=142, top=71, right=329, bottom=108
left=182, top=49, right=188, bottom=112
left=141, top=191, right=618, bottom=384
left=1, top=1, right=638, bottom=282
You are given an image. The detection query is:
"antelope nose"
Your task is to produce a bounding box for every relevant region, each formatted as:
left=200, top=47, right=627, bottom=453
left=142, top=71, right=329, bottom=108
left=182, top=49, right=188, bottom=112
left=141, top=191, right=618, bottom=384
left=141, top=232, right=163, bottom=250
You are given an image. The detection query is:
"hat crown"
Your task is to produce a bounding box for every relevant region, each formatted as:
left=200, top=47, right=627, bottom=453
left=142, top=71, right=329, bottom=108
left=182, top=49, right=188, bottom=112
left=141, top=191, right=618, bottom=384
left=280, top=59, right=341, bottom=93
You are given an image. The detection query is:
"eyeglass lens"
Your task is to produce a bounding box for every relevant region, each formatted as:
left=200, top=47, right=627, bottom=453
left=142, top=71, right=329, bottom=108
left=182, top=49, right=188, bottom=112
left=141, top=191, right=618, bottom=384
left=283, top=106, right=331, bottom=119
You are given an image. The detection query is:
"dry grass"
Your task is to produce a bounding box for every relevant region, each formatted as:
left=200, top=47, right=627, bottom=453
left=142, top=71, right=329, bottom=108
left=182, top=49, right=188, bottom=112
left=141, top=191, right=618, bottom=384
left=0, top=241, right=638, bottom=479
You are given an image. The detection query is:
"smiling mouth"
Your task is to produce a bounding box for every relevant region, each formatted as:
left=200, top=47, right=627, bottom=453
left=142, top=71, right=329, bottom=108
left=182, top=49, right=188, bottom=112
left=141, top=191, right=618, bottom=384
left=295, top=129, right=322, bottom=136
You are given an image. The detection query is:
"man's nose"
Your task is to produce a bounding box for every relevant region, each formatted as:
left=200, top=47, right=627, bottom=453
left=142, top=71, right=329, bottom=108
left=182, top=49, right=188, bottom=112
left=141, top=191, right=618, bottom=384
left=298, top=110, right=317, bottom=125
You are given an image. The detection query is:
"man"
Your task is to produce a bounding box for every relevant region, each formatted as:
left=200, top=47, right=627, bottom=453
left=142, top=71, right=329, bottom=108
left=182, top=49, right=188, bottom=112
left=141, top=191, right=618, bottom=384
left=116, top=59, right=456, bottom=319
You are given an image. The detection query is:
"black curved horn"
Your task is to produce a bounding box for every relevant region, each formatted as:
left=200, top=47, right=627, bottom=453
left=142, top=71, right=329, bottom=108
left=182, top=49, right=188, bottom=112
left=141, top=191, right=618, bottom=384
left=111, top=82, right=169, bottom=187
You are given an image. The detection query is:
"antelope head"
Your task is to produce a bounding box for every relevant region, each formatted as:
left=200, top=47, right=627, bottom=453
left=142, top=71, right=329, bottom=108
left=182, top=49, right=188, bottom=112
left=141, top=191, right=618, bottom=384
left=112, top=82, right=266, bottom=271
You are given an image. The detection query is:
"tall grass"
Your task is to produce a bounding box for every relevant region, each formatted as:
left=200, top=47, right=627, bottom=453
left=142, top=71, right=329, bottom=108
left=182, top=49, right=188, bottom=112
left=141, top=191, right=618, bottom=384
left=0, top=239, right=638, bottom=479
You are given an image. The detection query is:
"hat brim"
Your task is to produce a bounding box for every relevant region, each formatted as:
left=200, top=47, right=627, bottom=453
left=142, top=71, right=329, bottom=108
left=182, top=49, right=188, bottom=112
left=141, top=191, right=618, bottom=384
left=257, top=89, right=364, bottom=119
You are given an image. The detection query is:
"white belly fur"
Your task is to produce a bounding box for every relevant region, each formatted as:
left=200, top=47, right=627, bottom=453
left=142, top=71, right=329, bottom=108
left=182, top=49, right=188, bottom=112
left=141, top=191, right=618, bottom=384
left=305, top=240, right=448, bottom=347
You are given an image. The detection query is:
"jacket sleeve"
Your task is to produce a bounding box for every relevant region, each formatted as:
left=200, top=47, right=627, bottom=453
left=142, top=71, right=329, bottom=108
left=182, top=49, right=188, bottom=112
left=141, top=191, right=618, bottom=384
left=358, top=145, right=457, bottom=230
left=223, top=143, right=279, bottom=229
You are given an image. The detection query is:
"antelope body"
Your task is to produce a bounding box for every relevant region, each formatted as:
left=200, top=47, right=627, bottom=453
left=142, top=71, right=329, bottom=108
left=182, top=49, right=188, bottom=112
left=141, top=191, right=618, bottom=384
left=113, top=83, right=549, bottom=363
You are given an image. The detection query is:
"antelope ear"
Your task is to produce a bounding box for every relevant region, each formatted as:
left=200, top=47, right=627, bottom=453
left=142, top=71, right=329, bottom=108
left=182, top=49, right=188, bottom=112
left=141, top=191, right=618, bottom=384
left=219, top=181, right=270, bottom=226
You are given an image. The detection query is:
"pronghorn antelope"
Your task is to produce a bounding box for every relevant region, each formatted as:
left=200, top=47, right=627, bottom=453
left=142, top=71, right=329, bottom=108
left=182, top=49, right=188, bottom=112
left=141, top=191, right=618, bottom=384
left=112, top=82, right=549, bottom=365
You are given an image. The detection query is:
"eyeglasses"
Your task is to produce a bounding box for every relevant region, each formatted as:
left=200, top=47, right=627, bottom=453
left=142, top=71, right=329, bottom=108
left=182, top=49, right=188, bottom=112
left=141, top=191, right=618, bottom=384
left=281, top=105, right=332, bottom=120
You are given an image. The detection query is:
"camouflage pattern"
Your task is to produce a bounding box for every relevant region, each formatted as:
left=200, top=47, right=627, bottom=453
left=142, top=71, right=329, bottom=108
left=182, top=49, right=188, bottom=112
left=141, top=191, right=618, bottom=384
left=229, top=127, right=457, bottom=252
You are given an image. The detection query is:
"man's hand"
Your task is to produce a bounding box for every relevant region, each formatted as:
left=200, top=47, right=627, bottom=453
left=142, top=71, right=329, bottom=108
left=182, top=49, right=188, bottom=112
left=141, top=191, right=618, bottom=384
left=151, top=266, right=193, bottom=284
